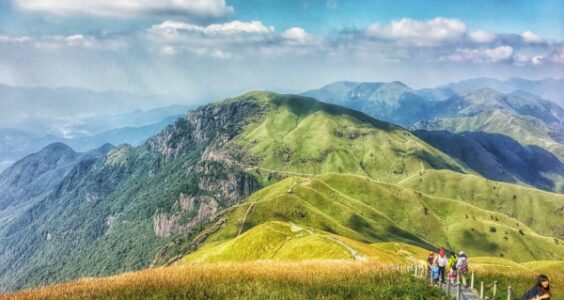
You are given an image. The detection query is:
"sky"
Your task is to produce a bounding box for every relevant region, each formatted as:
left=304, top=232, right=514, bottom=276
left=0, top=0, right=563, bottom=102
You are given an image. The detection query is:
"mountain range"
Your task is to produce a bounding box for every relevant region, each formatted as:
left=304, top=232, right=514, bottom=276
left=0, top=91, right=562, bottom=293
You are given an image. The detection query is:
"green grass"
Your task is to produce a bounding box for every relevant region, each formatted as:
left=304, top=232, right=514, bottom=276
left=187, top=174, right=564, bottom=263
left=398, top=169, right=564, bottom=240
left=415, top=109, right=564, bottom=161
left=228, top=92, right=466, bottom=183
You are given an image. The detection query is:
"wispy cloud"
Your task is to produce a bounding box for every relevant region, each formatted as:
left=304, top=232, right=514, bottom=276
left=12, top=0, right=233, bottom=19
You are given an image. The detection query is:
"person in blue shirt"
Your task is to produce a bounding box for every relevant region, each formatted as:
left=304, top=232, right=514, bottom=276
left=523, top=275, right=551, bottom=300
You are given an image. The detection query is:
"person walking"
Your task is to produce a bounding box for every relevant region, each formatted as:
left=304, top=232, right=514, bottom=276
left=448, top=251, right=458, bottom=285
left=523, top=275, right=551, bottom=300
left=434, top=249, right=448, bottom=284
left=426, top=252, right=435, bottom=279
left=456, top=251, right=469, bottom=288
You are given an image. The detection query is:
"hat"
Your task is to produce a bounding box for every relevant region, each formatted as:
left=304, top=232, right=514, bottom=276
left=459, top=251, right=465, bottom=255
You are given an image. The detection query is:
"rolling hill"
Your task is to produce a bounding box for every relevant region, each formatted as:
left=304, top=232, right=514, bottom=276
left=175, top=174, right=563, bottom=265
left=413, top=130, right=564, bottom=192
left=0, top=91, right=467, bottom=292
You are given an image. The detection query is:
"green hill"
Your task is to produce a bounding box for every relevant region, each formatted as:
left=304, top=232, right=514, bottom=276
left=182, top=174, right=564, bottom=263
left=398, top=169, right=564, bottom=239
left=0, top=91, right=467, bottom=292
left=412, top=109, right=564, bottom=161
left=226, top=91, right=465, bottom=183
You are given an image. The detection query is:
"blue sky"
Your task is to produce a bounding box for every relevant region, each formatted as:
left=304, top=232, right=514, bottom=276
left=0, top=0, right=562, bottom=101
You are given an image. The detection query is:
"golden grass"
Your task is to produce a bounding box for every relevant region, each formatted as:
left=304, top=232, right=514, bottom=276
left=2, top=260, right=436, bottom=300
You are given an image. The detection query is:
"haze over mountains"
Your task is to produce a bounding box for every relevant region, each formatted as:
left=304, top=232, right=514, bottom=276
left=0, top=79, right=563, bottom=293
left=0, top=84, right=194, bottom=172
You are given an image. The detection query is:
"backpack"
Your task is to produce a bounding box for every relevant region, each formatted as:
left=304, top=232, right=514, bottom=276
left=459, top=257, right=468, bottom=274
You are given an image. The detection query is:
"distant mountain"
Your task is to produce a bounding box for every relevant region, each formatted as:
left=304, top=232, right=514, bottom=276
left=301, top=81, right=436, bottom=127
left=413, top=130, right=564, bottom=193
left=412, top=89, right=564, bottom=161
left=441, top=77, right=564, bottom=107
left=0, top=91, right=466, bottom=292
left=0, top=143, right=113, bottom=227
left=0, top=84, right=183, bottom=131
left=68, top=105, right=192, bottom=137
left=0, top=113, right=185, bottom=172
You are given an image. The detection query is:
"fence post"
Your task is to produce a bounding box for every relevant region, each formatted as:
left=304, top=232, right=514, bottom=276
left=447, top=282, right=451, bottom=297
left=493, top=281, right=497, bottom=298
left=480, top=281, right=484, bottom=299
left=456, top=284, right=461, bottom=300
left=507, top=286, right=512, bottom=300
left=471, top=271, right=475, bottom=290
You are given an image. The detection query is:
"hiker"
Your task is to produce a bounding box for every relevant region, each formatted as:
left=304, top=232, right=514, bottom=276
left=434, top=249, right=448, bottom=283
left=456, top=251, right=469, bottom=288
left=523, top=274, right=551, bottom=300
left=448, top=251, right=458, bottom=285
left=427, top=252, right=435, bottom=278
left=432, top=261, right=440, bottom=285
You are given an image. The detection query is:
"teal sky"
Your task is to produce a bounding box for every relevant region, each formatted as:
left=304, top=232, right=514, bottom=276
left=0, top=0, right=562, bottom=100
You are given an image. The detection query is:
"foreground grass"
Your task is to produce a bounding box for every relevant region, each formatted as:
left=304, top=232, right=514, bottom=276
left=3, top=261, right=444, bottom=300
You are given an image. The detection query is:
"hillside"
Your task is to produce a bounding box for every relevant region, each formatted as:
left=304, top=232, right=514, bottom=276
left=178, top=174, right=563, bottom=264
left=398, top=169, right=564, bottom=239
left=0, top=91, right=466, bottom=292
left=0, top=143, right=113, bottom=229
left=412, top=109, right=564, bottom=161
left=413, top=130, right=564, bottom=192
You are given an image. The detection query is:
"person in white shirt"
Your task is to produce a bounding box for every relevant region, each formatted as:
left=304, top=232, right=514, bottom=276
left=434, top=249, right=448, bottom=283
left=456, top=251, right=469, bottom=288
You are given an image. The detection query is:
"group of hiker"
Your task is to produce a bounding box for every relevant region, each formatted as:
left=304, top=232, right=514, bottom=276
left=426, top=249, right=468, bottom=287
left=425, top=249, right=552, bottom=299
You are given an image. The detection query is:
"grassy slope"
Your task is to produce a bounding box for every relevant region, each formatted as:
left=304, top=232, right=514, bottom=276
left=229, top=91, right=465, bottom=183
left=178, top=221, right=411, bottom=265
left=398, top=169, right=564, bottom=239
left=3, top=261, right=444, bottom=300
left=186, top=174, right=564, bottom=263
left=417, top=109, right=564, bottom=160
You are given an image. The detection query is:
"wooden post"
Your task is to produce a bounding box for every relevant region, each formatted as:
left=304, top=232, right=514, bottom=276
left=507, top=286, right=512, bottom=300
left=493, top=281, right=498, bottom=297
left=480, top=281, right=484, bottom=299
left=471, top=271, right=475, bottom=290
left=447, top=281, right=451, bottom=297
left=456, top=284, right=461, bottom=300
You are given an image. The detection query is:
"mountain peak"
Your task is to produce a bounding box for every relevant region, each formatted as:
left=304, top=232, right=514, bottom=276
left=42, top=142, right=76, bottom=154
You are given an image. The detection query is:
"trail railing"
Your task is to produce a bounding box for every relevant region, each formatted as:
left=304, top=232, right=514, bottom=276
left=411, top=264, right=514, bottom=300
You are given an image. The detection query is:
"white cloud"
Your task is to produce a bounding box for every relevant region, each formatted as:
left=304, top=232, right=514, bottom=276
left=282, top=27, right=311, bottom=44
left=147, top=20, right=318, bottom=59
left=0, top=34, right=126, bottom=50
left=469, top=30, right=496, bottom=43
left=521, top=31, right=544, bottom=43
left=150, top=20, right=274, bottom=36
left=12, top=0, right=233, bottom=18
left=531, top=55, right=544, bottom=65
left=366, top=17, right=467, bottom=46
left=441, top=46, right=514, bottom=63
